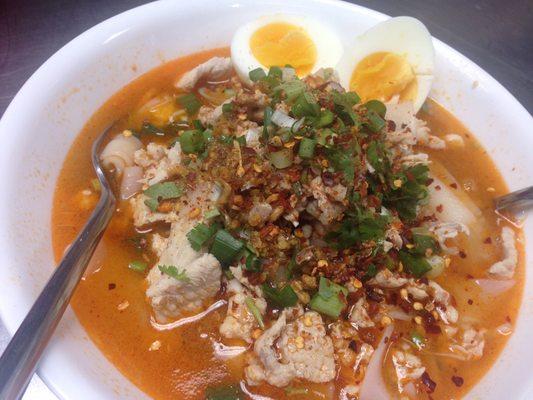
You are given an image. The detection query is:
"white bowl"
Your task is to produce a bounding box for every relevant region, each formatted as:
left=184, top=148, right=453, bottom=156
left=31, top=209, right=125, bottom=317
left=0, top=0, right=531, bottom=398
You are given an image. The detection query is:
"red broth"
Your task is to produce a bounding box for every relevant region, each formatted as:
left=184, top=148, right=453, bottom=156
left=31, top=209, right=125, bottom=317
left=52, top=48, right=523, bottom=399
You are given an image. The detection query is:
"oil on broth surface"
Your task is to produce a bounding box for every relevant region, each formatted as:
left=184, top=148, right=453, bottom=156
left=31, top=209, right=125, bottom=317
left=52, top=48, right=523, bottom=400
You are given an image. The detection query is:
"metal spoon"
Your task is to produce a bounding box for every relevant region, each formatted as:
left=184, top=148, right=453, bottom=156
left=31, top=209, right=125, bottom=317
left=0, top=126, right=116, bottom=400
left=494, top=186, right=533, bottom=214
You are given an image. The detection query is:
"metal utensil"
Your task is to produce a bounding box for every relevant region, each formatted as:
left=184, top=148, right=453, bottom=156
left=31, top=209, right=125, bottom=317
left=0, top=126, right=116, bottom=400
left=494, top=186, right=533, bottom=214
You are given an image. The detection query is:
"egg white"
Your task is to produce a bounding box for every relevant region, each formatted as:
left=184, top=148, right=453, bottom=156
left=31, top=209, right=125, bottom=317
left=336, top=16, right=435, bottom=113
left=231, top=14, right=343, bottom=85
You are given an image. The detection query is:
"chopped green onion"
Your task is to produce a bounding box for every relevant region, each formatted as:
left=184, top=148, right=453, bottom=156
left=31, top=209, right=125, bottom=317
left=245, top=253, right=262, bottom=272
left=363, top=263, right=378, bottom=280
left=205, top=383, right=244, bottom=400
left=249, top=68, right=266, bottom=82
left=192, top=119, right=204, bottom=130
left=177, top=93, right=202, bottom=115
left=268, top=66, right=283, bottom=79
left=179, top=129, right=206, bottom=154
left=263, top=106, right=273, bottom=139
left=313, top=109, right=334, bottom=128
left=365, top=99, right=386, bottom=117
left=204, top=207, right=220, bottom=219
left=222, top=102, right=233, bottom=114
left=425, top=255, right=446, bottom=279
left=224, top=269, right=235, bottom=280
left=332, top=91, right=360, bottom=108
left=270, top=148, right=294, bottom=169
left=410, top=331, right=426, bottom=349
left=218, top=135, right=234, bottom=145
left=91, top=178, right=101, bottom=192
left=298, top=137, right=316, bottom=159
left=292, top=182, right=303, bottom=197
left=317, top=128, right=334, bottom=146
left=187, top=223, right=218, bottom=251
left=262, top=283, right=298, bottom=308
left=291, top=92, right=320, bottom=118
left=210, top=229, right=244, bottom=265
left=309, top=277, right=348, bottom=318
left=277, top=80, right=306, bottom=102
left=285, top=387, right=309, bottom=396
left=245, top=297, right=265, bottom=329
left=235, top=135, right=246, bottom=146
left=128, top=260, right=147, bottom=273
left=158, top=265, right=190, bottom=282
left=331, top=91, right=360, bottom=126
left=141, top=122, right=164, bottom=136
left=224, top=88, right=236, bottom=97
left=317, top=276, right=348, bottom=298
left=366, top=110, right=385, bottom=132
left=309, top=294, right=345, bottom=319
left=202, top=128, right=213, bottom=143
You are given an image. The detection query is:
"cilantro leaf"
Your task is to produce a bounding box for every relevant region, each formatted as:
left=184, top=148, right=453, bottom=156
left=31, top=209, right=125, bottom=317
left=187, top=223, right=218, bottom=251
left=144, top=182, right=183, bottom=211
left=158, top=265, right=190, bottom=282
left=325, top=139, right=360, bottom=184
left=398, top=251, right=432, bottom=278
left=326, top=210, right=389, bottom=249
left=331, top=91, right=360, bottom=126
left=380, top=164, right=430, bottom=221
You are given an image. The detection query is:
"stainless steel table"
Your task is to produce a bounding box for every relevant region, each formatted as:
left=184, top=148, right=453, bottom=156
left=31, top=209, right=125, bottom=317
left=0, top=0, right=531, bottom=398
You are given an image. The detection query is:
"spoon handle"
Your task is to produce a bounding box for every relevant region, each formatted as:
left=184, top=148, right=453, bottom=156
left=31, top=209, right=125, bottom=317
left=0, top=189, right=115, bottom=400
left=494, top=186, right=533, bottom=213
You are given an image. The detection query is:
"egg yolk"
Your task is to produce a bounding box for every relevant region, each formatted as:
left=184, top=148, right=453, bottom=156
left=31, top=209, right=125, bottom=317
left=350, top=52, right=418, bottom=103
left=250, top=22, right=317, bottom=76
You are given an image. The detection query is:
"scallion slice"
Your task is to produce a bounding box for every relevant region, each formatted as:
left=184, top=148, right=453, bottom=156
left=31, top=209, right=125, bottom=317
left=222, top=102, right=233, bottom=114
left=128, top=260, right=147, bottom=273
left=179, top=129, right=206, bottom=154
left=205, top=384, right=244, bottom=400
left=245, top=253, right=262, bottom=272
left=366, top=110, right=386, bottom=132
left=309, top=277, right=348, bottom=318
left=262, top=284, right=298, bottom=308
left=249, top=68, right=266, bottom=82
left=204, top=207, right=220, bottom=219
left=298, top=137, right=316, bottom=159
left=291, top=92, right=320, bottom=118
left=365, top=99, right=386, bottom=117
left=177, top=93, right=202, bottom=115
left=313, top=109, right=334, bottom=128
left=245, top=297, right=265, bottom=329
left=270, top=148, right=293, bottom=169
left=410, top=331, right=426, bottom=349
left=210, top=229, right=244, bottom=265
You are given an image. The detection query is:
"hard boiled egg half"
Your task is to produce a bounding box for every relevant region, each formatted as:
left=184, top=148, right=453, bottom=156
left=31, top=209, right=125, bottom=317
left=231, top=14, right=343, bottom=85
left=337, top=17, right=435, bottom=113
